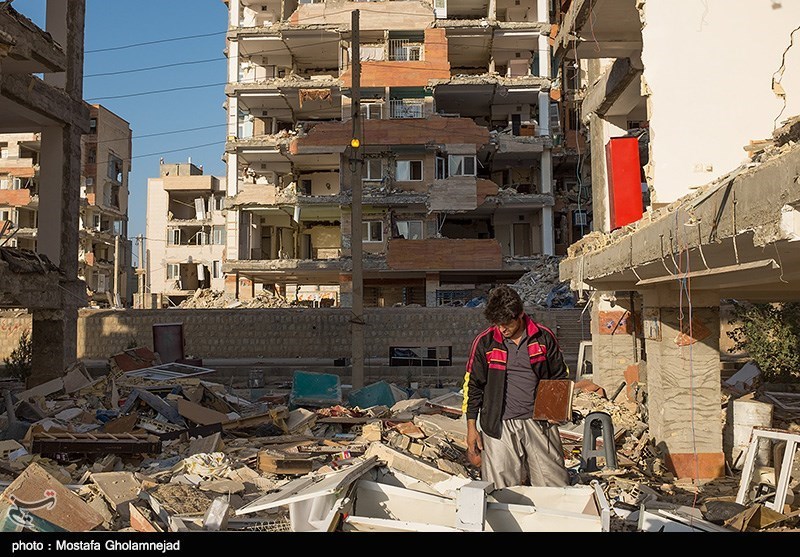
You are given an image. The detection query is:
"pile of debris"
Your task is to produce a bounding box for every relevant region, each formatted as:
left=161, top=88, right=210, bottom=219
left=0, top=352, right=797, bottom=533
left=511, top=255, right=575, bottom=308
left=178, top=289, right=293, bottom=309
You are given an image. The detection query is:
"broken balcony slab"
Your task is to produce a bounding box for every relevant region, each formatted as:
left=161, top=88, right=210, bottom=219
left=90, top=471, right=140, bottom=520
left=29, top=431, right=162, bottom=457
left=364, top=442, right=459, bottom=496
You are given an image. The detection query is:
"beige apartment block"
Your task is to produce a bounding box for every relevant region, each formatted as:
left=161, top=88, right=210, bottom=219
left=221, top=0, right=581, bottom=307
left=79, top=105, right=133, bottom=307
left=145, top=161, right=227, bottom=306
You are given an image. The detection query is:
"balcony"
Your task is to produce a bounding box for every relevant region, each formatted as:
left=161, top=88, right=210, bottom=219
left=389, top=99, right=424, bottom=119
left=387, top=238, right=502, bottom=270
left=388, top=39, right=423, bottom=62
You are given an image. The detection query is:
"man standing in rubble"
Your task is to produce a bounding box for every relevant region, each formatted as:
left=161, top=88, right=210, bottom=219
left=462, top=284, right=571, bottom=488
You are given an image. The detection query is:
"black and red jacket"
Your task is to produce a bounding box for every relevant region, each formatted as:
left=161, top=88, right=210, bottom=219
left=462, top=313, right=568, bottom=439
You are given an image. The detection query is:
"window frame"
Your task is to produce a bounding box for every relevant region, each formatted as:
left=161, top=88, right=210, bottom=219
left=396, top=220, right=423, bottom=240
left=396, top=160, right=423, bottom=181
left=448, top=154, right=476, bottom=177
left=364, top=159, right=383, bottom=181
left=362, top=220, right=383, bottom=243
left=166, top=263, right=179, bottom=280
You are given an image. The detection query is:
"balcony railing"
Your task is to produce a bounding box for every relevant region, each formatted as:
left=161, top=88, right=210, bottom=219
left=389, top=99, right=424, bottom=119
left=388, top=39, right=423, bottom=61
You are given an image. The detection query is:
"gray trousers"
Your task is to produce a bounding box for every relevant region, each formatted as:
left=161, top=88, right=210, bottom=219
left=481, top=418, right=570, bottom=489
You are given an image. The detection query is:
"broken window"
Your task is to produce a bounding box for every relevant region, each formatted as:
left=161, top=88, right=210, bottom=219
left=212, top=260, right=222, bottom=279
left=396, top=220, right=423, bottom=240
left=396, top=160, right=422, bottom=181
left=167, top=228, right=181, bottom=246
left=212, top=226, right=226, bottom=245
left=364, top=159, right=383, bottom=181
left=110, top=186, right=120, bottom=209
left=435, top=156, right=446, bottom=179
left=362, top=221, right=383, bottom=243
left=107, top=153, right=123, bottom=183
left=448, top=155, right=476, bottom=177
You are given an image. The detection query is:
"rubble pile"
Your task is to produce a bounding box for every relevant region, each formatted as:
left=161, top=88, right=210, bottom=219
left=177, top=289, right=293, bottom=309
left=511, top=255, right=575, bottom=308
left=0, top=354, right=796, bottom=532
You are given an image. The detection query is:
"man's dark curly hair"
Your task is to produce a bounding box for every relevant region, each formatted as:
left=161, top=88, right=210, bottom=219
left=484, top=285, right=523, bottom=325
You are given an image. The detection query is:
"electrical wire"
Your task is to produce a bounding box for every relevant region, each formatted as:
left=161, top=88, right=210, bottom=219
left=85, top=31, right=227, bottom=54
left=85, top=57, right=224, bottom=78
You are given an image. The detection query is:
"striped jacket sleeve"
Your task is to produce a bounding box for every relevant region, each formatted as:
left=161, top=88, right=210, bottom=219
left=462, top=329, right=489, bottom=419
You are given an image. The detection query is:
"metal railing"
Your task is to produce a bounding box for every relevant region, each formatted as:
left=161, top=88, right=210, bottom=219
left=389, top=99, right=424, bottom=119
left=388, top=39, right=423, bottom=61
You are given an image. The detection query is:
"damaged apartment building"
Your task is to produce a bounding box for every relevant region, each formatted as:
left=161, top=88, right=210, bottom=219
left=553, top=0, right=800, bottom=479
left=1, top=106, right=133, bottom=308
left=0, top=0, right=91, bottom=386
left=220, top=0, right=583, bottom=307
left=145, top=161, right=228, bottom=307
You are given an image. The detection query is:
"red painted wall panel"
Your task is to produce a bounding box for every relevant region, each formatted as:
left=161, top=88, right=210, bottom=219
left=605, top=137, right=643, bottom=229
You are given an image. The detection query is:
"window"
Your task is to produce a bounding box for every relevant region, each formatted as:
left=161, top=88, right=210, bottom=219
left=212, top=260, right=222, bottom=279
left=211, top=196, right=225, bottom=211
left=92, top=214, right=101, bottom=231
left=87, top=147, right=96, bottom=164
left=364, top=159, right=383, bottom=181
left=166, top=263, right=179, bottom=280
left=300, top=180, right=312, bottom=195
left=0, top=177, right=8, bottom=190
left=448, top=155, right=476, bottom=176
left=168, top=228, right=181, bottom=245
left=213, top=225, right=226, bottom=245
left=360, top=102, right=383, bottom=120
left=435, top=156, right=446, bottom=179
left=362, top=221, right=383, bottom=242
left=396, top=220, right=423, bottom=240
left=0, top=146, right=8, bottom=159
left=396, top=160, right=422, bottom=181
left=0, top=209, right=13, bottom=223
left=107, top=153, right=123, bottom=183
left=89, top=118, right=97, bottom=134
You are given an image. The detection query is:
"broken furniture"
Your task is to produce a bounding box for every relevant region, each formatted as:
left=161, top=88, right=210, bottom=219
left=580, top=411, right=617, bottom=472
left=29, top=431, right=162, bottom=458
left=289, top=370, right=342, bottom=409
left=735, top=427, right=800, bottom=513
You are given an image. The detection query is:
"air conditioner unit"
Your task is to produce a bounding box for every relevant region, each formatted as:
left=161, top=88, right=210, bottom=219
left=573, top=210, right=588, bottom=227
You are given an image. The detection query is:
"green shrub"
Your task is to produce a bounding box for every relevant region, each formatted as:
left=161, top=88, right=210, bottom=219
left=3, top=330, right=32, bottom=381
left=727, top=300, right=800, bottom=383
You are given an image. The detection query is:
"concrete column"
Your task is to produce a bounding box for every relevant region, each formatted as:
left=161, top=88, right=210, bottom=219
left=536, top=0, right=548, bottom=23
left=541, top=206, right=554, bottom=255
left=538, top=34, right=550, bottom=77
left=226, top=145, right=238, bottom=195
left=588, top=114, right=625, bottom=233
left=228, top=40, right=239, bottom=84
left=488, top=0, right=496, bottom=19
left=590, top=291, right=639, bottom=395
left=643, top=288, right=723, bottom=480
left=339, top=273, right=353, bottom=308
left=229, top=0, right=241, bottom=27
left=425, top=272, right=440, bottom=307
left=538, top=91, right=550, bottom=136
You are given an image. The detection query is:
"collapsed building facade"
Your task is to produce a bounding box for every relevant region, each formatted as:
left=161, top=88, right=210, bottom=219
left=221, top=0, right=583, bottom=307
left=0, top=106, right=133, bottom=308
left=0, top=0, right=90, bottom=386
left=554, top=0, right=800, bottom=479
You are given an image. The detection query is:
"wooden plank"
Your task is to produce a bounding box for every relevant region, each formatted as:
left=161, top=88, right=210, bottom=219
left=30, top=431, right=161, bottom=456
left=0, top=463, right=104, bottom=532
left=258, top=449, right=314, bottom=475
left=176, top=399, right=229, bottom=426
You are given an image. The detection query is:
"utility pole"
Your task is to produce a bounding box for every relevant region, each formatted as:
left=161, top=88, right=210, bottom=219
left=350, top=9, right=365, bottom=389
left=113, top=233, right=120, bottom=308
left=136, top=234, right=145, bottom=308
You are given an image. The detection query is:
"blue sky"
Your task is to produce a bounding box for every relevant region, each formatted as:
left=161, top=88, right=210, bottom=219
left=12, top=0, right=230, bottom=265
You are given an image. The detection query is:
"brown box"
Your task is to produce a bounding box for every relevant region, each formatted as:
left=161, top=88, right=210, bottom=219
left=533, top=379, right=574, bottom=423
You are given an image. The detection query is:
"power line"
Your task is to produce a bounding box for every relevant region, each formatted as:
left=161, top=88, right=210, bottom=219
left=85, top=57, right=224, bottom=78
left=129, top=140, right=226, bottom=161
left=86, top=82, right=228, bottom=101
left=86, top=31, right=227, bottom=54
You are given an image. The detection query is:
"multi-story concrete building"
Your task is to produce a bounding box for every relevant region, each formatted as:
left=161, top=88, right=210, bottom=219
left=80, top=105, right=133, bottom=307
left=554, top=0, right=800, bottom=480
left=221, top=0, right=573, bottom=307
left=145, top=161, right=227, bottom=306
left=0, top=0, right=90, bottom=386
left=0, top=105, right=133, bottom=308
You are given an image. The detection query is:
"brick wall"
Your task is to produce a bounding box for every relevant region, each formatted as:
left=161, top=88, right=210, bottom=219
left=0, top=308, right=592, bottom=367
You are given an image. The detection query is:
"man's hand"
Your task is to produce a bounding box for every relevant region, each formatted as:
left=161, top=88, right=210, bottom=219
left=466, top=419, right=483, bottom=454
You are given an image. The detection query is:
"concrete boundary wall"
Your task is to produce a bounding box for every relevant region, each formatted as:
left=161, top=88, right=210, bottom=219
left=0, top=307, right=591, bottom=367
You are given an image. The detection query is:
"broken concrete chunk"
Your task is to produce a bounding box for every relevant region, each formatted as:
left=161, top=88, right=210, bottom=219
left=1, top=462, right=104, bottom=531
left=188, top=432, right=223, bottom=456
left=202, top=496, right=230, bottom=531
left=91, top=471, right=140, bottom=520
